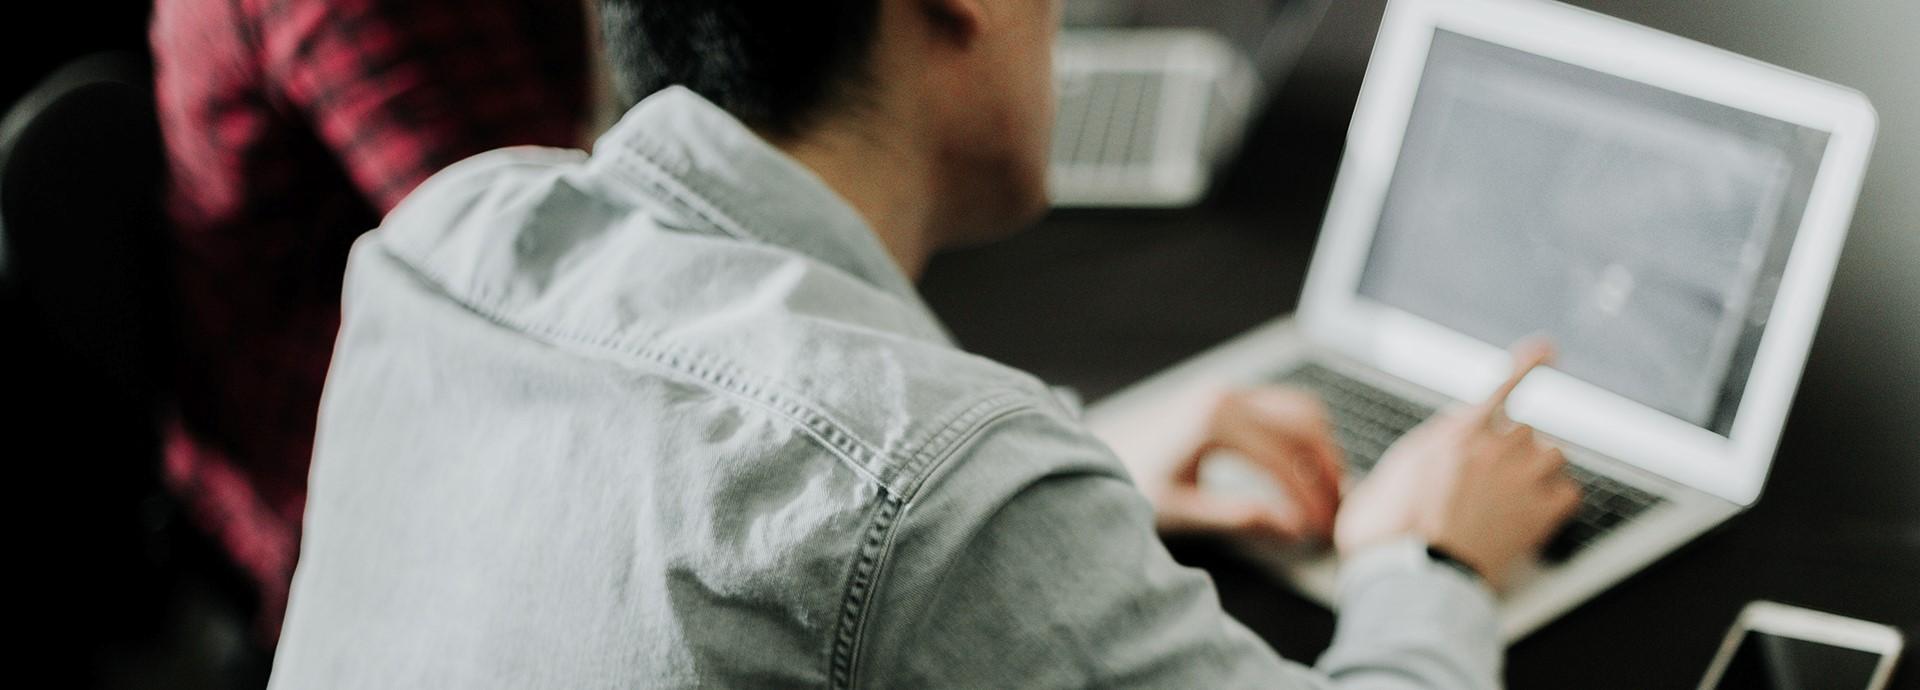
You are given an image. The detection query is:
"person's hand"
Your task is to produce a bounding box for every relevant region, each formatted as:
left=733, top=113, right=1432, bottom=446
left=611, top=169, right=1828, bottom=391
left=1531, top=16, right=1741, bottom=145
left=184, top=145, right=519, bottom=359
left=1332, top=340, right=1582, bottom=591
left=1152, top=387, right=1345, bottom=543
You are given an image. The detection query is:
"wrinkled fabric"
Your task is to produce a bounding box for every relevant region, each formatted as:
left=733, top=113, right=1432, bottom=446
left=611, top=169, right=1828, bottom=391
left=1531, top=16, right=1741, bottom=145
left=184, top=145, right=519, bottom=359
left=271, top=87, right=1502, bottom=689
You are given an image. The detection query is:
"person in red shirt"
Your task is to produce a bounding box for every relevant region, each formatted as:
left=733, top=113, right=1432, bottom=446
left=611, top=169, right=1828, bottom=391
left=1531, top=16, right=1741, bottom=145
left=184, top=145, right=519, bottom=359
left=150, top=0, right=592, bottom=637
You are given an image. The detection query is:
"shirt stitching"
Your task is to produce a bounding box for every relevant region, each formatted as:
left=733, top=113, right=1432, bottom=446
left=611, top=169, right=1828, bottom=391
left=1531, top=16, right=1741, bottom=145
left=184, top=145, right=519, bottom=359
left=830, top=401, right=1038, bottom=690
left=378, top=241, right=907, bottom=490
left=828, top=495, right=899, bottom=690
left=893, top=390, right=1035, bottom=498
left=384, top=240, right=1046, bottom=689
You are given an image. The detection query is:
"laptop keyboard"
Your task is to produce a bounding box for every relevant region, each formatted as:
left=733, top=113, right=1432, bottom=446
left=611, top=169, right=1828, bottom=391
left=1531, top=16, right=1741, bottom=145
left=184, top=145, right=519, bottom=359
left=1052, top=70, right=1164, bottom=168
left=1274, top=363, right=1667, bottom=563
left=1545, top=463, right=1666, bottom=561
left=1277, top=363, right=1432, bottom=473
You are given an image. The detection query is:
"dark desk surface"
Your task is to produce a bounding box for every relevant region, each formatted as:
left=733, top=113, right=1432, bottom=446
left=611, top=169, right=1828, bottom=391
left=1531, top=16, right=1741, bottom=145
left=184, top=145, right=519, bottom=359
left=920, top=96, right=1920, bottom=689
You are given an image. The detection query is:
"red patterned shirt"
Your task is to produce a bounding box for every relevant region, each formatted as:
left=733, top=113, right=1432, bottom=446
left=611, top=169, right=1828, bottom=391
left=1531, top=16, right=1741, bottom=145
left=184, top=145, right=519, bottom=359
left=151, top=0, right=588, bottom=636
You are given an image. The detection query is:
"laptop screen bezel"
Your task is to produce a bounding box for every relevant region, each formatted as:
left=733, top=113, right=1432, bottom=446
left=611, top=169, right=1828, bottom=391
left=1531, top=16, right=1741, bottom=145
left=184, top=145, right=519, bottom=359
left=1295, top=0, right=1877, bottom=506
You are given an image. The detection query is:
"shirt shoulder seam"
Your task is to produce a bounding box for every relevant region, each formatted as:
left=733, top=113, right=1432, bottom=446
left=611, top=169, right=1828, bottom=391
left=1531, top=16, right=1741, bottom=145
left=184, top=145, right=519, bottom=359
left=371, top=236, right=1035, bottom=498
left=828, top=400, right=1042, bottom=690
left=371, top=238, right=898, bottom=488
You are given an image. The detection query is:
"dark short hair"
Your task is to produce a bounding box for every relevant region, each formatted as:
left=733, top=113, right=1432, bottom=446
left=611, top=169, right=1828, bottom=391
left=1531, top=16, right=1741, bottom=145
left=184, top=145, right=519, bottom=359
left=599, top=0, right=882, bottom=137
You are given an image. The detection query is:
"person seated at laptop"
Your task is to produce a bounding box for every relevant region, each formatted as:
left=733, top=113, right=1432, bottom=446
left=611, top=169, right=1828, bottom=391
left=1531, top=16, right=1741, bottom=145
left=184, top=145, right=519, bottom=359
left=268, top=0, right=1580, bottom=687
left=150, top=0, right=593, bottom=640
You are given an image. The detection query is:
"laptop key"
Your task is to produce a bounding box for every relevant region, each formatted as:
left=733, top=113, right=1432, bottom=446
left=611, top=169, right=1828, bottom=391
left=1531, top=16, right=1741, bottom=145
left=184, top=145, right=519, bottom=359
left=1541, top=472, right=1664, bottom=562
left=1275, top=363, right=1433, bottom=472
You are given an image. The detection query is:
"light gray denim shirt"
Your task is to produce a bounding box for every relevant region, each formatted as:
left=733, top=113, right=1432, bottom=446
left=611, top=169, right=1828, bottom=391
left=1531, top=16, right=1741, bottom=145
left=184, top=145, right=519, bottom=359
left=271, top=87, right=1501, bottom=689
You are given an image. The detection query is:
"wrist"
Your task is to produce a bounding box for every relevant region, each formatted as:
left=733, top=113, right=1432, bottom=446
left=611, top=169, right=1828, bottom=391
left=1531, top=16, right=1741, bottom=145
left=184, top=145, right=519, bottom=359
left=1424, top=537, right=1504, bottom=591
left=1336, top=537, right=1509, bottom=608
left=1423, top=543, right=1486, bottom=584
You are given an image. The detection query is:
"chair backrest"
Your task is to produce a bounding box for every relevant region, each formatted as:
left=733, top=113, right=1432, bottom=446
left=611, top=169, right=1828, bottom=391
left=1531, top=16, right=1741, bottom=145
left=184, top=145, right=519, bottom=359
left=0, top=52, right=171, bottom=407
left=2, top=53, right=187, bottom=652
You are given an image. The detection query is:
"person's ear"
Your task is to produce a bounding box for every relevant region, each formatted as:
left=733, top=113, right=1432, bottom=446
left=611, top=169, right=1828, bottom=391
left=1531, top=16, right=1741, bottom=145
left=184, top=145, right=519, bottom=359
left=919, top=0, right=985, bottom=47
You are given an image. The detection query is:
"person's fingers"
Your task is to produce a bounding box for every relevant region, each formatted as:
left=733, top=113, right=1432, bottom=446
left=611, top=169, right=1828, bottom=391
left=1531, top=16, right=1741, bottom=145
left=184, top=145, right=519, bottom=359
left=1431, top=403, right=1489, bottom=444
left=1168, top=386, right=1243, bottom=487
left=1238, top=436, right=1334, bottom=535
left=1512, top=480, right=1583, bottom=553
left=1255, top=388, right=1347, bottom=512
left=1532, top=445, right=1569, bottom=481
left=1547, top=477, right=1583, bottom=521
left=1297, top=400, right=1347, bottom=505
left=1477, top=338, right=1555, bottom=426
left=1500, top=422, right=1538, bottom=453
left=1208, top=390, right=1341, bottom=532
left=1171, top=398, right=1233, bottom=485
left=1170, top=440, right=1209, bottom=485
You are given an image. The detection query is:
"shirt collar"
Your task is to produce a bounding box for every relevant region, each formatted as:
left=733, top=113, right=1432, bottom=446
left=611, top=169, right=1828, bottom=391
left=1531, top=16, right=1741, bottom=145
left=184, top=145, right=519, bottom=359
left=589, top=87, right=927, bottom=310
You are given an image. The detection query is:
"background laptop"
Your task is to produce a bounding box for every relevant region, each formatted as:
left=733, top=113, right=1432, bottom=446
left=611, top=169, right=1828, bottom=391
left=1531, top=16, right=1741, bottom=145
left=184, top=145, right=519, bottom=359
left=1086, top=0, right=1877, bottom=640
left=1049, top=0, right=1330, bottom=207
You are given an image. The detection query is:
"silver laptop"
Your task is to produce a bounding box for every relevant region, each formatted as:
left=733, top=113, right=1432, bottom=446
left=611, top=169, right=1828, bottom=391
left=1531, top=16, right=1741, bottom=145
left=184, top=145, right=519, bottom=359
left=1049, top=0, right=1329, bottom=208
left=1086, top=0, right=1877, bottom=641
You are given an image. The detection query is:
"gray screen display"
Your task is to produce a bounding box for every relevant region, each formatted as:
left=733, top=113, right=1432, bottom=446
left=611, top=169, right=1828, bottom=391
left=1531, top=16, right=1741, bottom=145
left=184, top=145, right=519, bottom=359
left=1358, top=30, right=1830, bottom=434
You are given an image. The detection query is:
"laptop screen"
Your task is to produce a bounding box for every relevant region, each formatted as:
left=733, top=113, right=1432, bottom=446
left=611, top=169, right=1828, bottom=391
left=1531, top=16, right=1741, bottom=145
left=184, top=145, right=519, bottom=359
left=1356, top=29, right=1831, bottom=435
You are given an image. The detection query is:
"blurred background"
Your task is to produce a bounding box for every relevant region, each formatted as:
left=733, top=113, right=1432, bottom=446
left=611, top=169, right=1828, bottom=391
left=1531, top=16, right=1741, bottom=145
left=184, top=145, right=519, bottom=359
left=3, top=0, right=1914, bottom=687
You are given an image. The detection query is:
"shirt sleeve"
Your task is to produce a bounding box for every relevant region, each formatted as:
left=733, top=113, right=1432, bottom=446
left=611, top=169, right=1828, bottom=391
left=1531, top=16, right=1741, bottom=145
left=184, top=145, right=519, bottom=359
left=855, top=407, right=1502, bottom=689
left=254, top=0, right=589, bottom=212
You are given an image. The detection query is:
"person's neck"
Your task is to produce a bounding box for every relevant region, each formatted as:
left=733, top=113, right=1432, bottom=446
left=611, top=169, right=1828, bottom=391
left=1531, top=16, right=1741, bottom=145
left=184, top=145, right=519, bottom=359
left=769, top=114, right=940, bottom=281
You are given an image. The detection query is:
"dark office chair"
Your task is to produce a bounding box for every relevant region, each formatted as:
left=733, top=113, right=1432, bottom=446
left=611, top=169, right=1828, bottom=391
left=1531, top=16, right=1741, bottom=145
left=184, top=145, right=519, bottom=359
left=4, top=52, right=274, bottom=690
left=0, top=51, right=197, bottom=684
left=0, top=51, right=172, bottom=403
